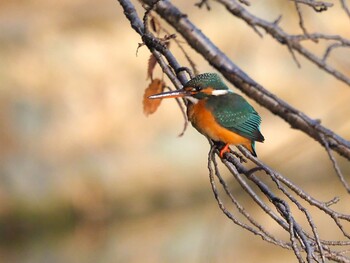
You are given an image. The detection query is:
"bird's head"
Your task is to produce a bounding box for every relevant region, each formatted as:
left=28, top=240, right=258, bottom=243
left=148, top=73, right=230, bottom=103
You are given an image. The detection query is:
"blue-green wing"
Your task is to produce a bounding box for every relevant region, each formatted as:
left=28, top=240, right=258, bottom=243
left=206, top=93, right=264, bottom=142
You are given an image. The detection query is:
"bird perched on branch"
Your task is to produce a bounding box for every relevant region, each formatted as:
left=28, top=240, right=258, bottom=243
left=149, top=73, right=264, bottom=157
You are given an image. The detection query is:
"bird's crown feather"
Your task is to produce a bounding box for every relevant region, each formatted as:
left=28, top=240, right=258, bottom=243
left=184, top=73, right=229, bottom=90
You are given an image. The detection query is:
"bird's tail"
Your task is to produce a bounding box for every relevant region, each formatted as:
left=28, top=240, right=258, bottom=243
left=249, top=141, right=257, bottom=157
left=243, top=141, right=258, bottom=157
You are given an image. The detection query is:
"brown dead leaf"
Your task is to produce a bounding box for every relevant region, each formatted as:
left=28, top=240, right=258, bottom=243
left=143, top=78, right=165, bottom=116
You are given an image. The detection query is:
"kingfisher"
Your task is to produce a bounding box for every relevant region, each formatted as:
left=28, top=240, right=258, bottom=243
left=148, top=73, right=264, bottom=157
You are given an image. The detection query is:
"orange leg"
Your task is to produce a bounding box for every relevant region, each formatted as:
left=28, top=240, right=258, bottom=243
left=219, top=143, right=230, bottom=158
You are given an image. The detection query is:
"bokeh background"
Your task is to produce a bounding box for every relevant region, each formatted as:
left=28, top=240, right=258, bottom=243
left=0, top=0, right=349, bottom=262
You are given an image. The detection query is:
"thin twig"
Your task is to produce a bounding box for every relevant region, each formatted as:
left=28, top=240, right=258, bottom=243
left=215, top=0, right=350, bottom=85
left=139, top=0, right=350, bottom=161
left=117, top=1, right=350, bottom=261
left=292, top=0, right=333, bottom=12
left=209, top=145, right=291, bottom=248
left=294, top=0, right=310, bottom=36
left=340, top=0, right=350, bottom=18
left=195, top=0, right=211, bottom=10
left=269, top=172, right=326, bottom=262
left=319, top=133, right=350, bottom=193
left=322, top=43, right=346, bottom=62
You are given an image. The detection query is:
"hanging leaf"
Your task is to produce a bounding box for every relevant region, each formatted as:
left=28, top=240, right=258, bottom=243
left=147, top=54, right=157, bottom=80
left=143, top=78, right=165, bottom=116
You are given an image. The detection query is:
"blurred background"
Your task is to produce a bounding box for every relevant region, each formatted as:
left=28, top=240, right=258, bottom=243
left=0, top=0, right=349, bottom=262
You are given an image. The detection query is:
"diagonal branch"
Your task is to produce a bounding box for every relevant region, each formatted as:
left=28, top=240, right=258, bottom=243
left=340, top=0, right=350, bottom=18
left=117, top=0, right=350, bottom=262
left=212, top=144, right=350, bottom=262
left=215, top=0, right=350, bottom=85
left=208, top=145, right=291, bottom=249
left=138, top=0, right=350, bottom=160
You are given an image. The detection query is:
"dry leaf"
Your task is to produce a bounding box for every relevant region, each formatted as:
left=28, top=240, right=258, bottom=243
left=143, top=78, right=165, bottom=116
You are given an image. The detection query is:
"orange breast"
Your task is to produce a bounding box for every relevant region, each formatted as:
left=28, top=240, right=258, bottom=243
left=188, top=100, right=253, bottom=152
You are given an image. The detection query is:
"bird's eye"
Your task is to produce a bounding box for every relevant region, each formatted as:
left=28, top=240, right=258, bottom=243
left=194, top=86, right=202, bottom=92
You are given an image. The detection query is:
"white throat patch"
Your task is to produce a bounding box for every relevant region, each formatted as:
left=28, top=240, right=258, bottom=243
left=211, top=89, right=229, bottom=96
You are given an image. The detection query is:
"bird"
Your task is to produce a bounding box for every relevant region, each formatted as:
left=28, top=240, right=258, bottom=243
left=148, top=73, right=264, bottom=157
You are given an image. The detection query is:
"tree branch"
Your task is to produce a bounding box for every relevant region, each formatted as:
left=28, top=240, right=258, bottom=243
left=138, top=0, right=350, bottom=159
left=293, top=0, right=333, bottom=12
left=208, top=144, right=350, bottom=262
left=117, top=0, right=350, bottom=261
left=216, top=0, right=350, bottom=85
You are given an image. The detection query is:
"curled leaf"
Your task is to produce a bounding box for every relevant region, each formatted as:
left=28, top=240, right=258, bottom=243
left=143, top=78, right=165, bottom=116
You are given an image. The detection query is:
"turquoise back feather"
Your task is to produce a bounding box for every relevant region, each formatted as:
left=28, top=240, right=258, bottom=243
left=206, top=92, right=264, bottom=142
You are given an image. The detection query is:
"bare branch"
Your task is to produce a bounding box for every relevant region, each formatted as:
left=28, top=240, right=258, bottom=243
left=216, top=145, right=350, bottom=261
left=292, top=0, right=333, bottom=12
left=293, top=0, right=311, bottom=36
left=322, top=43, right=345, bottom=62
left=195, top=0, right=211, bottom=10
left=215, top=0, right=350, bottom=86
left=138, top=0, right=350, bottom=160
left=117, top=1, right=350, bottom=261
left=340, top=0, right=350, bottom=18
left=291, top=33, right=350, bottom=44
left=319, top=133, right=350, bottom=193
left=230, top=146, right=350, bottom=261
left=208, top=145, right=291, bottom=248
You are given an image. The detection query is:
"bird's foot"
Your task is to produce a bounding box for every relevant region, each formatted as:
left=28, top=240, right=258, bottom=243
left=217, top=143, right=247, bottom=162
left=219, top=144, right=230, bottom=158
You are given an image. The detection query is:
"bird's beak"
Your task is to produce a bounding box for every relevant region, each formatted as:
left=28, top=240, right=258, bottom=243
left=148, top=88, right=189, bottom=99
